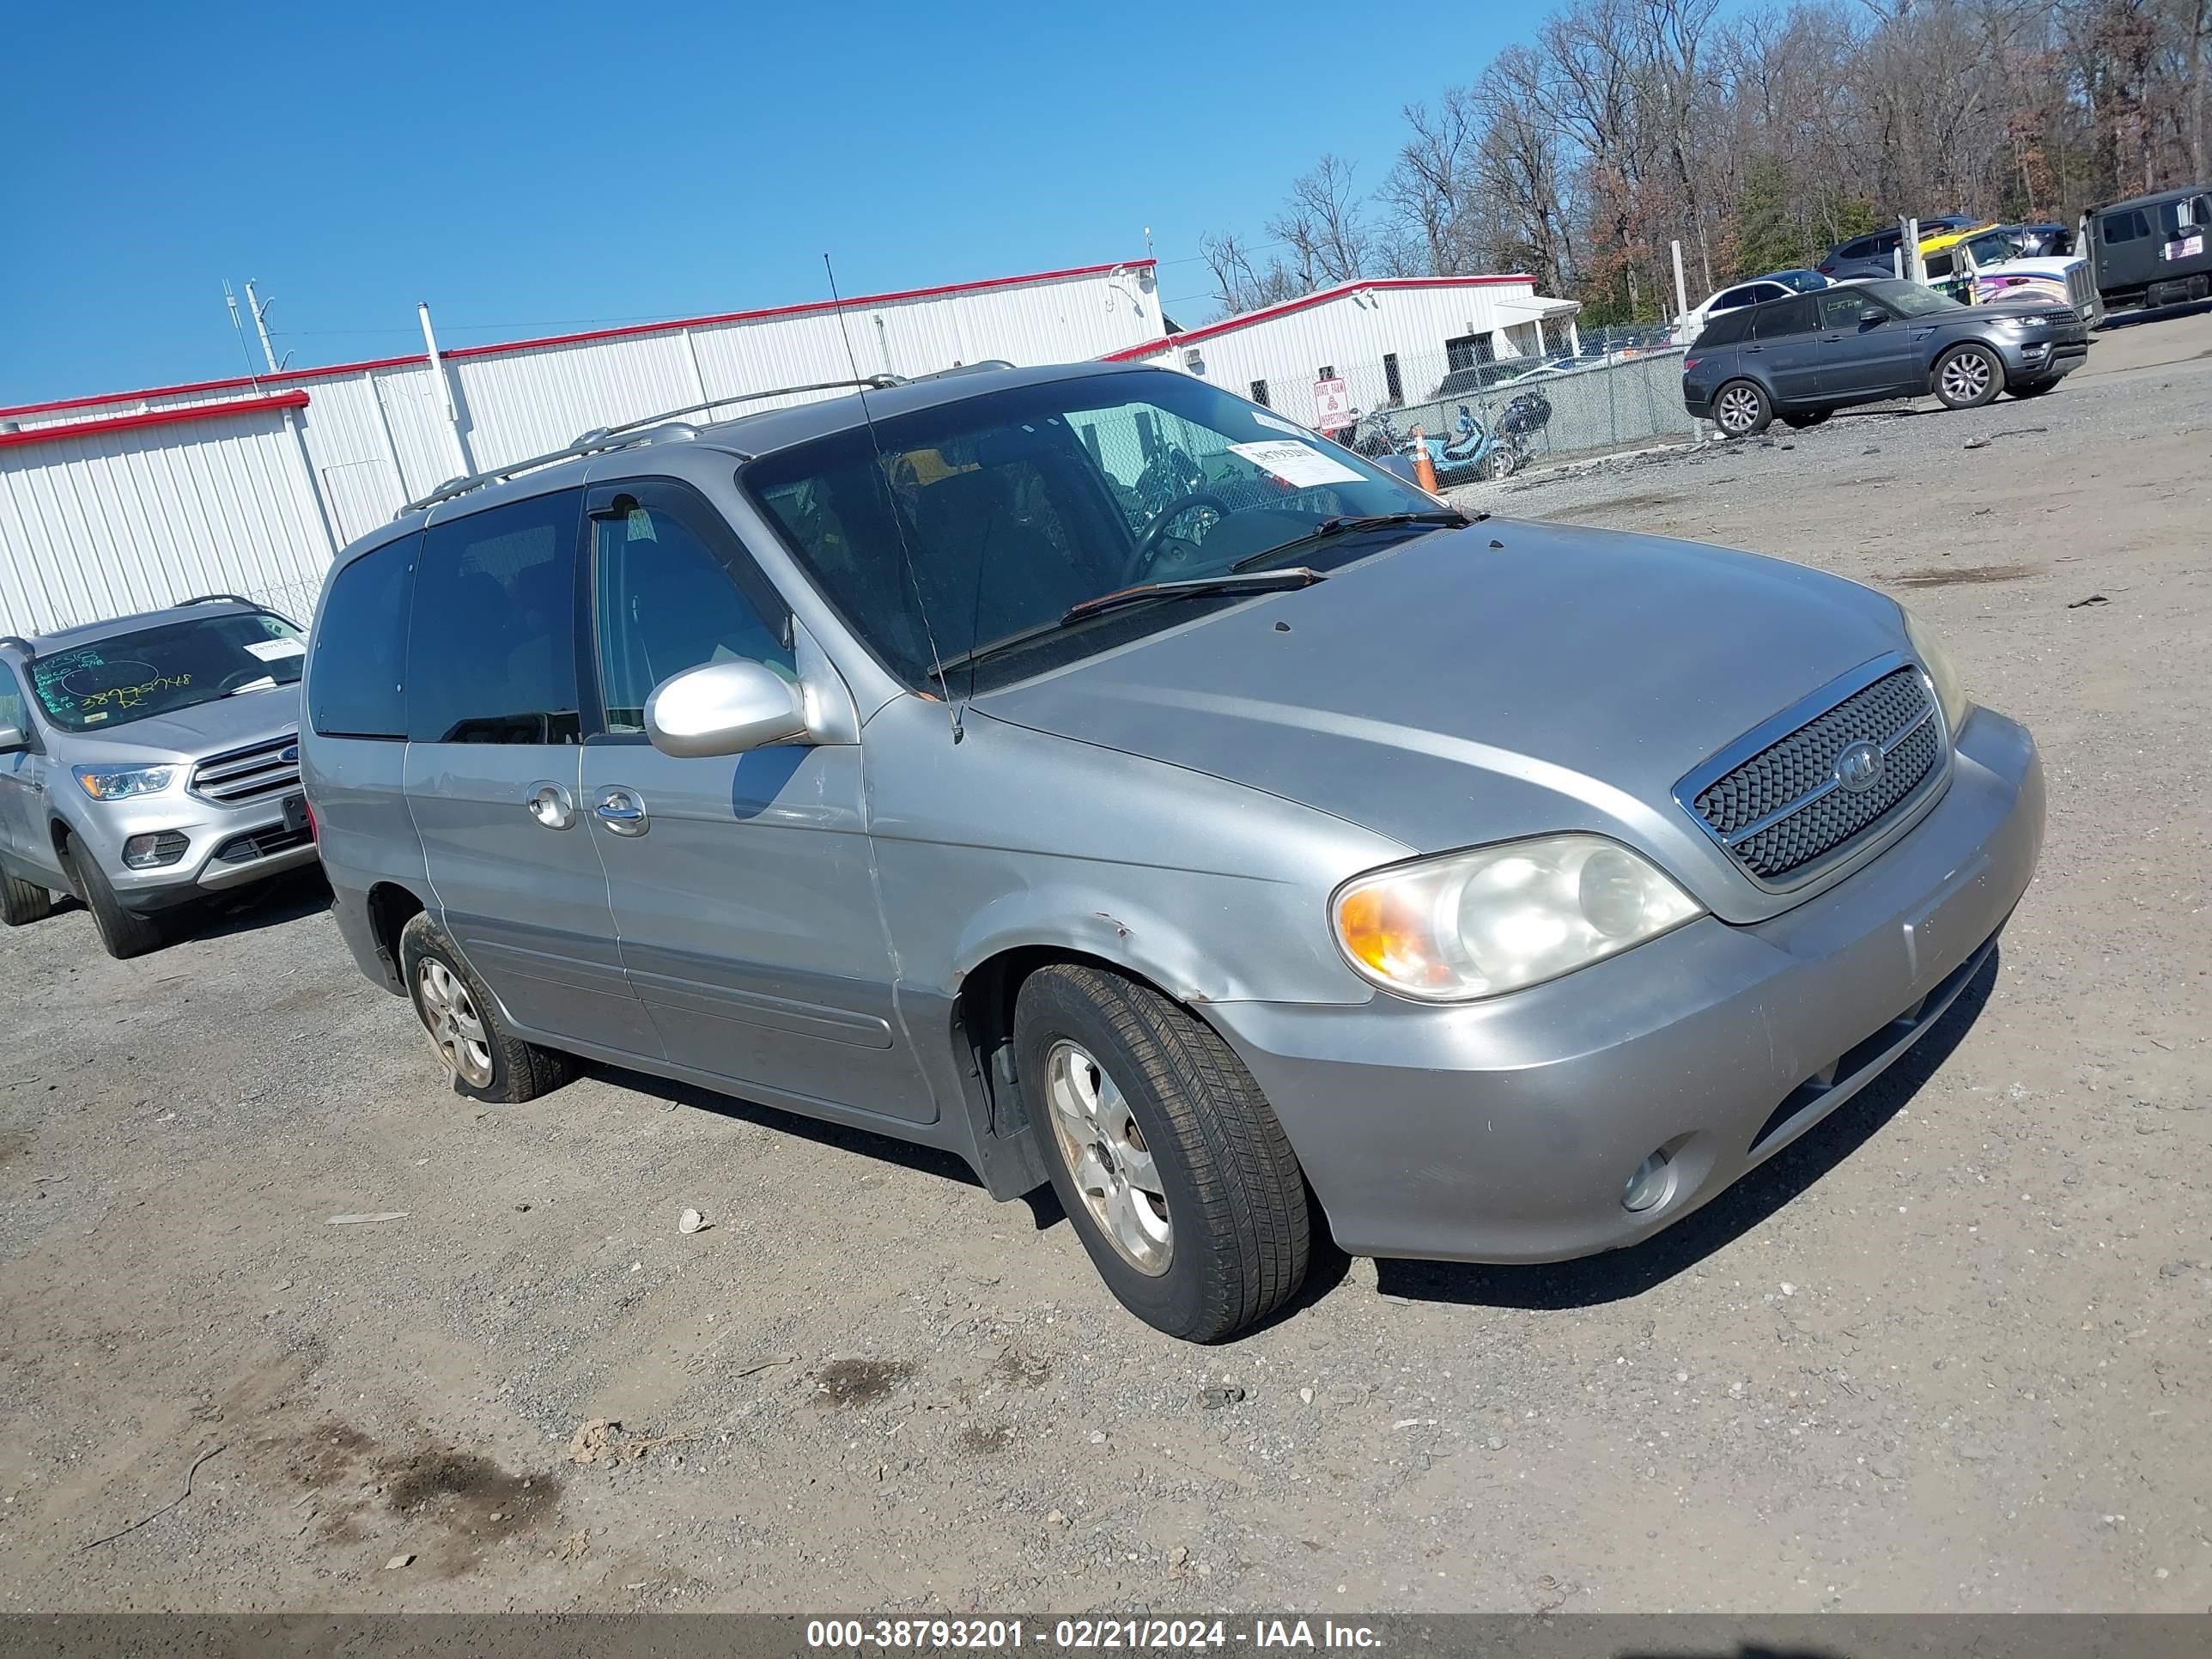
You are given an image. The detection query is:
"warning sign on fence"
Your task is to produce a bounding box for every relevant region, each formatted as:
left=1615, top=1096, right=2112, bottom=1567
left=1310, top=376, right=1352, bottom=432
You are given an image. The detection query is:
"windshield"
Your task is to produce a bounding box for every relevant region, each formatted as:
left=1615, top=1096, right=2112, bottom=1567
left=744, top=371, right=1443, bottom=689
left=29, top=611, right=304, bottom=732
left=1860, top=279, right=1966, bottom=319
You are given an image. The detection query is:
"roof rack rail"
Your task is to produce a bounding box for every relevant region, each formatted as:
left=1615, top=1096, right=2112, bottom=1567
left=398, top=374, right=904, bottom=517
left=0, top=634, right=34, bottom=655
left=178, top=592, right=263, bottom=609
left=899, top=360, right=1014, bottom=382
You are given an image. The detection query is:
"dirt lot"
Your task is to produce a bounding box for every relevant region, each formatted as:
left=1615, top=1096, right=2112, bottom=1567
left=3, top=311, right=2208, bottom=1616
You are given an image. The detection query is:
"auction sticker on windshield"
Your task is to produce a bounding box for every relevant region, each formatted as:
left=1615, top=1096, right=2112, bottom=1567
left=1227, top=441, right=1364, bottom=489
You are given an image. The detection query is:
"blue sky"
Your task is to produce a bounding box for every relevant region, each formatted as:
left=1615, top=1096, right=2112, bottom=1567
left=0, top=1, right=1521, bottom=407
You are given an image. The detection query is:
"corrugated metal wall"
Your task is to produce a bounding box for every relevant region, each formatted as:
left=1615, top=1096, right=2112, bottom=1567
left=1123, top=281, right=1561, bottom=424
left=0, top=262, right=1164, bottom=636
left=0, top=408, right=333, bottom=635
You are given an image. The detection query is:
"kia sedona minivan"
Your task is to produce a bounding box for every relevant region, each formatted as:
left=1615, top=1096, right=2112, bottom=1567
left=303, top=362, right=2042, bottom=1341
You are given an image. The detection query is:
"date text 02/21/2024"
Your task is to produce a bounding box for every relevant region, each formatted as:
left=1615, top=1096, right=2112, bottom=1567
left=804, top=1619, right=1384, bottom=1650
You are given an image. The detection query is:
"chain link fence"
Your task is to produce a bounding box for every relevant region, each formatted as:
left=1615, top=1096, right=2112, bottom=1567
left=1284, top=341, right=1698, bottom=483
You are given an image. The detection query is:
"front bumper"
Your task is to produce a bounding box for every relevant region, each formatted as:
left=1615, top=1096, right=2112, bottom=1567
left=76, top=794, right=318, bottom=912
left=1207, top=708, right=2045, bottom=1262
left=1994, top=331, right=2089, bottom=382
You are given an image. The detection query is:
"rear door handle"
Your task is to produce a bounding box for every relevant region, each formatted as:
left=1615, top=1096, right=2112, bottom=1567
left=526, top=781, right=577, bottom=830
left=594, top=787, right=648, bottom=836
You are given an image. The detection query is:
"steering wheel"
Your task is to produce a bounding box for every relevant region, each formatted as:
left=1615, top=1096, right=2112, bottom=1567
left=217, top=666, right=269, bottom=693
left=1125, top=490, right=1233, bottom=583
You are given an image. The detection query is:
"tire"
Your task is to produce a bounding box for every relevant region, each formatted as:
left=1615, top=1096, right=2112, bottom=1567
left=1014, top=962, right=1311, bottom=1342
left=1934, top=343, right=2003, bottom=410
left=1711, top=380, right=1771, bottom=437
left=2008, top=376, right=2061, bottom=398
left=1780, top=410, right=1833, bottom=428
left=58, top=839, right=166, bottom=960
left=1, top=864, right=54, bottom=927
left=398, top=912, right=574, bottom=1103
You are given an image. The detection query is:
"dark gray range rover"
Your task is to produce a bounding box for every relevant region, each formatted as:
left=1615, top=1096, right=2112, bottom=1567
left=1683, top=278, right=2090, bottom=437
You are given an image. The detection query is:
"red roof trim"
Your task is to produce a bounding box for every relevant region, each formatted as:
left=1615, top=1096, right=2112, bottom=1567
left=0, top=259, right=1159, bottom=421
left=0, top=390, right=311, bottom=450
left=1102, top=274, right=1534, bottom=361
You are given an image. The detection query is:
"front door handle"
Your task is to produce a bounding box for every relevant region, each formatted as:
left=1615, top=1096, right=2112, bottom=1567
left=594, top=787, right=648, bottom=836
left=526, top=780, right=577, bottom=830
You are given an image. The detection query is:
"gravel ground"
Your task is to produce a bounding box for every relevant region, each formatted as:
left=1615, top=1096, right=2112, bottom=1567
left=3, top=312, right=2208, bottom=1616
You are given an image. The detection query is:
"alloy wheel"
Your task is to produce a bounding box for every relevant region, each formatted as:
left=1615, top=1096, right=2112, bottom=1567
left=416, top=957, right=495, bottom=1088
left=1043, top=1039, right=1172, bottom=1275
left=1941, top=350, right=1993, bottom=403
left=1716, top=385, right=1761, bottom=433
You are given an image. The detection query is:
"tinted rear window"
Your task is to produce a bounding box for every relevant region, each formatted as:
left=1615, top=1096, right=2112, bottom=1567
left=310, top=538, right=416, bottom=739
left=407, top=489, right=583, bottom=745
left=1694, top=308, right=1752, bottom=347
left=1750, top=297, right=1817, bottom=339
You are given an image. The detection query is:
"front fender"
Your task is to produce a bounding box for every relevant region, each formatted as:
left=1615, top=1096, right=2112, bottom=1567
left=952, top=885, right=1259, bottom=1007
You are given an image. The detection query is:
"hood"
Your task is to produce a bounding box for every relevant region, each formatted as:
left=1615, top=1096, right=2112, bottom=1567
left=60, top=684, right=300, bottom=765
left=1975, top=255, right=2081, bottom=281
left=975, top=521, right=1911, bottom=919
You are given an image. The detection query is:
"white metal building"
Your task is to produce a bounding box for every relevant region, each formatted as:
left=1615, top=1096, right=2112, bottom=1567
left=1104, top=276, right=1582, bottom=429
left=0, top=259, right=1164, bottom=636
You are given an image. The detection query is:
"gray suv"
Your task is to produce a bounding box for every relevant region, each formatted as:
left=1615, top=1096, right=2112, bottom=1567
left=0, top=598, right=317, bottom=957
left=302, top=362, right=2044, bottom=1341
left=1683, top=277, right=2089, bottom=436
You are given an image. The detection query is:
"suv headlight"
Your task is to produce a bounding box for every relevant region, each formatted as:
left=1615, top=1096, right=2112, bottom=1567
left=73, top=763, right=178, bottom=801
left=1333, top=834, right=1704, bottom=1002
left=1900, top=606, right=1972, bottom=737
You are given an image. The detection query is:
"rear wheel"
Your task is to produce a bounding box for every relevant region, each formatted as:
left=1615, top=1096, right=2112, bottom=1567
left=0, top=866, right=54, bottom=928
left=1780, top=409, right=1832, bottom=428
left=2008, top=376, right=2061, bottom=398
left=1712, top=380, right=1771, bottom=437
left=398, top=912, right=574, bottom=1103
left=1014, top=963, right=1310, bottom=1342
left=1935, top=343, right=2003, bottom=409
left=59, top=840, right=166, bottom=960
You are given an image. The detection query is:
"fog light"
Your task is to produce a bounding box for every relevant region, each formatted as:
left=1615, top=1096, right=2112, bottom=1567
left=1622, top=1149, right=1674, bottom=1213
left=122, top=832, right=189, bottom=869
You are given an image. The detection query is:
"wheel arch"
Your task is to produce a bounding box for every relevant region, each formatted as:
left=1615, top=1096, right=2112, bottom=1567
left=364, top=879, right=428, bottom=994
left=947, top=936, right=1238, bottom=1204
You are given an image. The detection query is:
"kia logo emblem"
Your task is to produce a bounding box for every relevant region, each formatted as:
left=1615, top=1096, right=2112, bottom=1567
left=281, top=744, right=300, bottom=763
left=1834, top=740, right=1883, bottom=793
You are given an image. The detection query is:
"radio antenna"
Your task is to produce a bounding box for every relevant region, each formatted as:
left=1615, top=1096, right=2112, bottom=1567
left=823, top=254, right=962, bottom=745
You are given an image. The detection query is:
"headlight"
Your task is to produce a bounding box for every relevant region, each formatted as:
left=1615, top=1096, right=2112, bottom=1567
left=1332, top=834, right=1704, bottom=1001
left=72, top=763, right=177, bottom=801
left=1900, top=606, right=1972, bottom=737
left=1992, top=314, right=2047, bottom=331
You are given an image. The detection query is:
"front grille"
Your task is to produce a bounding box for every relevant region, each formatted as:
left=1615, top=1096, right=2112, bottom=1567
left=1690, top=667, right=1942, bottom=882
left=190, top=732, right=299, bottom=805
left=212, top=823, right=312, bottom=865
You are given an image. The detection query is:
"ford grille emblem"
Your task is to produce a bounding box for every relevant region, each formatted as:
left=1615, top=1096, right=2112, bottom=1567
left=1834, top=740, right=1883, bottom=793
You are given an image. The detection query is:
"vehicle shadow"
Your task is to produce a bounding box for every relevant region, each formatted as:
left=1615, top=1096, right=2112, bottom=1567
left=577, top=1060, right=1356, bottom=1330
left=1372, top=948, right=1999, bottom=1312
left=189, top=866, right=334, bottom=941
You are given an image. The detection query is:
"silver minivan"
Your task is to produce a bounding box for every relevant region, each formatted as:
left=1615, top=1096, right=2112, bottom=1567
left=303, top=362, right=2043, bottom=1341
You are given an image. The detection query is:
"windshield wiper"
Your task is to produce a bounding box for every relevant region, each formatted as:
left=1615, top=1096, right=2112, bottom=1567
left=928, top=567, right=1331, bottom=684
left=1229, top=509, right=1476, bottom=572
left=1059, top=567, right=1326, bottom=625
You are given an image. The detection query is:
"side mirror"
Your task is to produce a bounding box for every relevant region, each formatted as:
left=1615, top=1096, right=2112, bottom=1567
left=0, top=725, right=26, bottom=754
left=645, top=660, right=811, bottom=759
left=1859, top=308, right=1886, bottom=328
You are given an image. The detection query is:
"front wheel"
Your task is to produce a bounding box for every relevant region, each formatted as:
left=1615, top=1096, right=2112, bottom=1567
left=1935, top=343, right=2003, bottom=410
left=1014, top=963, right=1311, bottom=1342
left=59, top=841, right=166, bottom=959
left=2008, top=376, right=2061, bottom=398
left=399, top=913, right=574, bottom=1103
left=1711, top=380, right=1771, bottom=436
left=1780, top=409, right=1832, bottom=429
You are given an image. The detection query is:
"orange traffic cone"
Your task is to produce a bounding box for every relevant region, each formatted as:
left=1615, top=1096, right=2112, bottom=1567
left=1411, top=428, right=1440, bottom=495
